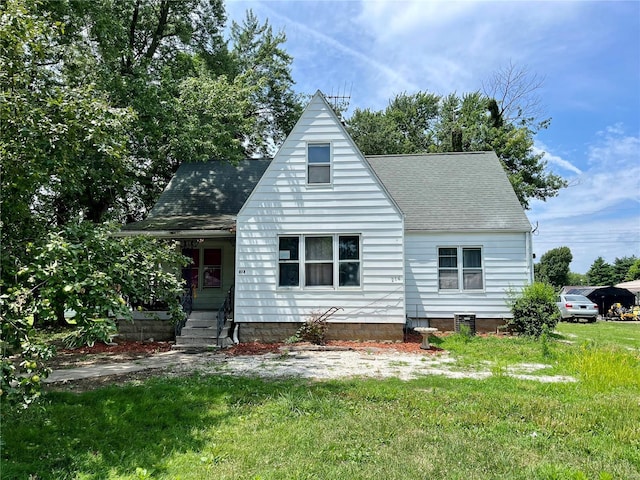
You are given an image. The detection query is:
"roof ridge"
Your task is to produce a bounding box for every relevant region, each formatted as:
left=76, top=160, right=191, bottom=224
left=366, top=151, right=493, bottom=159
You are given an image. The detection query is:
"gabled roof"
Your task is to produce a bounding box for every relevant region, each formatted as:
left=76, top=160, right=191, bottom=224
left=122, top=159, right=270, bottom=232
left=236, top=90, right=403, bottom=223
left=366, top=152, right=531, bottom=232
left=123, top=151, right=531, bottom=234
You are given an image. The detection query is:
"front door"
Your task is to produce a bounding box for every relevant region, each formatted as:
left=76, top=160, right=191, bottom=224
left=181, top=238, right=234, bottom=310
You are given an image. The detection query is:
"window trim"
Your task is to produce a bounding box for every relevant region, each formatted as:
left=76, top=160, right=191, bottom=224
left=277, top=234, right=362, bottom=290
left=306, top=142, right=332, bottom=185
left=438, top=246, right=484, bottom=292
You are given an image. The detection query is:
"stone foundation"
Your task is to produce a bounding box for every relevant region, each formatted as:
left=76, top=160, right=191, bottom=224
left=237, top=322, right=404, bottom=343
left=409, top=317, right=507, bottom=334
left=117, top=311, right=175, bottom=341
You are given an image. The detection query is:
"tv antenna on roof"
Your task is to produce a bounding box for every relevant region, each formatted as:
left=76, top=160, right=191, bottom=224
left=324, top=82, right=352, bottom=117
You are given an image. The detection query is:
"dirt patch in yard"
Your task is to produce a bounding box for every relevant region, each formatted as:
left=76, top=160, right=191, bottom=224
left=47, top=341, right=173, bottom=370
left=48, top=333, right=577, bottom=395
left=48, top=334, right=434, bottom=369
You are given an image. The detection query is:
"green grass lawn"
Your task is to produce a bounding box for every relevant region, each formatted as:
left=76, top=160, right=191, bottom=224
left=3, top=322, right=639, bottom=480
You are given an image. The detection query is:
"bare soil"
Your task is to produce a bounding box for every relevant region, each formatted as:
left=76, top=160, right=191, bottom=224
left=44, top=334, right=442, bottom=392
left=48, top=334, right=434, bottom=368
left=47, top=341, right=174, bottom=370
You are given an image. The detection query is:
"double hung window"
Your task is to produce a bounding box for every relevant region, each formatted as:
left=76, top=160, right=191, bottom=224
left=438, top=247, right=483, bottom=291
left=305, top=236, right=333, bottom=286
left=338, top=236, right=360, bottom=286
left=278, top=235, right=361, bottom=288
left=307, top=143, right=331, bottom=184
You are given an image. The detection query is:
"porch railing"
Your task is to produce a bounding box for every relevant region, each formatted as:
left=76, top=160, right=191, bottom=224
left=175, top=286, right=194, bottom=337
left=217, top=286, right=234, bottom=346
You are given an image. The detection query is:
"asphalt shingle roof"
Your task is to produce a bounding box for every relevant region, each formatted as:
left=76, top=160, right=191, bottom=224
left=122, top=159, right=270, bottom=232
left=123, top=152, right=531, bottom=233
left=366, top=152, right=531, bottom=231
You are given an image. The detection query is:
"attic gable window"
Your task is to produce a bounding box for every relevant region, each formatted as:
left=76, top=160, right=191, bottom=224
left=307, top=143, right=331, bottom=184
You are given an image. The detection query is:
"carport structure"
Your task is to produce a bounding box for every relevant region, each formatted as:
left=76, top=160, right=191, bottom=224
left=561, top=286, right=636, bottom=315
left=616, top=280, right=640, bottom=305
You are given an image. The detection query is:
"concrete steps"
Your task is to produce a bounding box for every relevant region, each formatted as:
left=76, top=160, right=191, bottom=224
left=173, top=310, right=232, bottom=350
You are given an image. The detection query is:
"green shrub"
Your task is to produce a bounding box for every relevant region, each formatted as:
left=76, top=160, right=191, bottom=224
left=63, top=318, right=117, bottom=348
left=450, top=324, right=474, bottom=344
left=506, top=282, right=560, bottom=337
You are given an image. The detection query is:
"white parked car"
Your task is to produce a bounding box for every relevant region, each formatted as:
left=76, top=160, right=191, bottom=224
left=556, top=294, right=599, bottom=322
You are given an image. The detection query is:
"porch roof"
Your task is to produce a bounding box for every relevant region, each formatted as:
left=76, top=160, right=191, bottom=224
left=122, top=159, right=270, bottom=233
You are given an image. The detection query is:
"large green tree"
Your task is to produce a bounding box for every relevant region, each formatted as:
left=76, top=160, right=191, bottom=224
left=230, top=10, right=303, bottom=157
left=586, top=257, right=615, bottom=286
left=0, top=0, right=301, bottom=407
left=38, top=1, right=301, bottom=221
left=0, top=0, right=134, bottom=260
left=612, top=256, right=638, bottom=284
left=625, top=259, right=640, bottom=281
left=0, top=0, right=187, bottom=407
left=346, top=68, right=566, bottom=209
left=534, top=246, right=573, bottom=290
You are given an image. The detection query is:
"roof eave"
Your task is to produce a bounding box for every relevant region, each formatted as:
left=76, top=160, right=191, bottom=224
left=114, top=229, right=236, bottom=238
left=404, top=227, right=532, bottom=233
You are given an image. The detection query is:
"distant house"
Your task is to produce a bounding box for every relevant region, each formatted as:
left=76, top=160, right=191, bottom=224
left=122, top=91, right=533, bottom=344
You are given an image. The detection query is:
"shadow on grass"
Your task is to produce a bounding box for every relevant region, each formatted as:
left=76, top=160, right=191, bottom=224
left=3, top=374, right=321, bottom=479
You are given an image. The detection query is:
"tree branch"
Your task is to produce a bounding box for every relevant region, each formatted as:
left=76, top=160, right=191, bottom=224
left=121, top=0, right=141, bottom=75
left=144, top=1, right=170, bottom=61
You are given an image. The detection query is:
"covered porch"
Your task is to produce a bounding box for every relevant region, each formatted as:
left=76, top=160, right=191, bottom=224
left=118, top=159, right=271, bottom=347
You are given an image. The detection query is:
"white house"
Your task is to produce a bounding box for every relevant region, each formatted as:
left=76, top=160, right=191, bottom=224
left=122, top=91, right=533, bottom=344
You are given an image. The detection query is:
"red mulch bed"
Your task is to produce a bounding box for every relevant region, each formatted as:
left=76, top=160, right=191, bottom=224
left=57, top=333, right=445, bottom=358
left=225, top=333, right=443, bottom=356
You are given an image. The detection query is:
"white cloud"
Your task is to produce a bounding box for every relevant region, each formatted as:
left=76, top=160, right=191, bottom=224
left=589, top=124, right=640, bottom=168
left=256, top=2, right=420, bottom=95
left=533, top=143, right=582, bottom=176
left=354, top=0, right=589, bottom=95
left=529, top=126, right=640, bottom=272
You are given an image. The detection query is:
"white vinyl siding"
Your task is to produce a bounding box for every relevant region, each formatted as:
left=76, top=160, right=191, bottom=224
left=406, top=232, right=532, bottom=319
left=236, top=94, right=405, bottom=325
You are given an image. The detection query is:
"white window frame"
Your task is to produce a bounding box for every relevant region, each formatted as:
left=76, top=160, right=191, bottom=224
left=438, top=246, right=484, bottom=292
left=307, top=143, right=331, bottom=185
left=277, top=234, right=362, bottom=289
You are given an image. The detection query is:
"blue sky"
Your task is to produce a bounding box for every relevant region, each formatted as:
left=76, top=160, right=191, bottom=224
left=227, top=0, right=640, bottom=274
